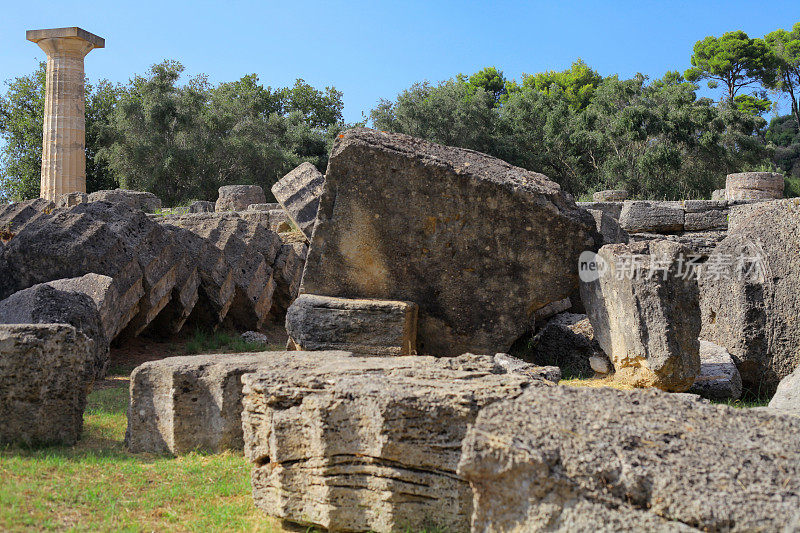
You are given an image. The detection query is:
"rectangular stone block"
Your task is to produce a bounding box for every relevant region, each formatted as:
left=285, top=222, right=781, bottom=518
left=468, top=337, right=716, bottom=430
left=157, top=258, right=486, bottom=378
left=577, top=201, right=623, bottom=220
left=684, top=209, right=728, bottom=231
left=0, top=324, right=92, bottom=446
left=619, top=201, right=684, bottom=234
left=271, top=162, right=325, bottom=240
left=242, top=353, right=542, bottom=533
left=286, top=294, right=418, bottom=355
left=125, top=350, right=354, bottom=455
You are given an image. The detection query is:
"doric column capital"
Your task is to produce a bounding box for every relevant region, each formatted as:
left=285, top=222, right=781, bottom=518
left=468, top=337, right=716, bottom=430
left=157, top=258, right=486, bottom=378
left=26, top=27, right=104, bottom=58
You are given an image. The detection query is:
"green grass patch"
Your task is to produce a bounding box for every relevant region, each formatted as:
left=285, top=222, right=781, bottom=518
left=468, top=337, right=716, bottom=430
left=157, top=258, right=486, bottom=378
left=183, top=329, right=281, bottom=355
left=0, top=385, right=281, bottom=532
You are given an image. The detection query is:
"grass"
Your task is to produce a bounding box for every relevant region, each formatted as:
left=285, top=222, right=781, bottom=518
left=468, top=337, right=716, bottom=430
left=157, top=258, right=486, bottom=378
left=0, top=383, right=282, bottom=532
left=182, top=329, right=282, bottom=355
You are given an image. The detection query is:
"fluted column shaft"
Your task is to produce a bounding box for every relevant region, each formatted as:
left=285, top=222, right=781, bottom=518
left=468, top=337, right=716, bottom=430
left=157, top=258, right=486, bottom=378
left=35, top=38, right=94, bottom=201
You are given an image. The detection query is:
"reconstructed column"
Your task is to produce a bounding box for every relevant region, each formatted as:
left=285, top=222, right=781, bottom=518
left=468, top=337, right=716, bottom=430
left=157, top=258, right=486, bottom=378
left=26, top=27, right=104, bottom=201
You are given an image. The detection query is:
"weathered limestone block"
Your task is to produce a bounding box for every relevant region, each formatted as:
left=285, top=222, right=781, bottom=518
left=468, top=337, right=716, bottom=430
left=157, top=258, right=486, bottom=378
left=580, top=240, right=700, bottom=391
left=301, top=128, right=599, bottom=356
left=587, top=208, right=629, bottom=245
left=629, top=230, right=725, bottom=260
left=532, top=297, right=571, bottom=322
left=0, top=282, right=107, bottom=380
left=0, top=202, right=159, bottom=336
left=242, top=353, right=547, bottom=533
left=619, top=200, right=684, bottom=233
left=0, top=198, right=55, bottom=235
left=528, top=312, right=605, bottom=378
left=56, top=192, right=87, bottom=208
left=684, top=207, right=729, bottom=231
left=725, top=172, right=784, bottom=200
left=286, top=294, right=418, bottom=355
left=88, top=189, right=162, bottom=213
left=27, top=27, right=104, bottom=201
left=0, top=324, right=92, bottom=446
left=238, top=209, right=291, bottom=233
left=688, top=340, right=742, bottom=400
left=125, top=351, right=353, bottom=455
left=711, top=188, right=726, bottom=200
left=160, top=213, right=281, bottom=331
left=592, top=189, right=628, bottom=202
left=271, top=162, right=325, bottom=240
left=245, top=202, right=281, bottom=211
left=700, top=199, right=800, bottom=390
left=492, top=352, right=561, bottom=382
left=457, top=385, right=800, bottom=532
left=47, top=273, right=137, bottom=342
left=188, top=200, right=214, bottom=213
left=215, top=185, right=266, bottom=212
left=768, top=366, right=800, bottom=417
left=576, top=201, right=623, bottom=220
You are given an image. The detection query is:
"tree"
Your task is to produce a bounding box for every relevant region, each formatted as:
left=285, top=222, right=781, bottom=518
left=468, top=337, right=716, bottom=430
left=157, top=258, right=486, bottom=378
left=466, top=67, right=507, bottom=104
left=0, top=62, right=121, bottom=201
left=685, top=31, right=774, bottom=103
left=519, top=59, right=604, bottom=110
left=763, top=22, right=800, bottom=131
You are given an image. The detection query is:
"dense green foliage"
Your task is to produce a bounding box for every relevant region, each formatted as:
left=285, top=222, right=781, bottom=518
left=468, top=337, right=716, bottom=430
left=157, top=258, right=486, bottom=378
left=3, top=21, right=799, bottom=203
left=0, top=60, right=347, bottom=204
left=372, top=66, right=768, bottom=199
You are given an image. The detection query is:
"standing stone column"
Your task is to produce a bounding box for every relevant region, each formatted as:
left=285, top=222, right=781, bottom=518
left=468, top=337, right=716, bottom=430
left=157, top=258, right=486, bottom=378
left=26, top=28, right=104, bottom=201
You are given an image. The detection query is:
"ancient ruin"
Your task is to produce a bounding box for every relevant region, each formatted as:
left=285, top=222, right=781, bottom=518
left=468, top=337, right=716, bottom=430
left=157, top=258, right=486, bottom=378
left=26, top=27, right=104, bottom=201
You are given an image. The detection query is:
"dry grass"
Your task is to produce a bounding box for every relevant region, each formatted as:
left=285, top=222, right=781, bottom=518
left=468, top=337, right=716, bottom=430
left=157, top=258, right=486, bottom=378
left=559, top=376, right=637, bottom=390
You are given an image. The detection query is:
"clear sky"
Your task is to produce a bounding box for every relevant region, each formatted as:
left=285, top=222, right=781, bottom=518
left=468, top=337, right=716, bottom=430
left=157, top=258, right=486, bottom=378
left=2, top=0, right=800, bottom=123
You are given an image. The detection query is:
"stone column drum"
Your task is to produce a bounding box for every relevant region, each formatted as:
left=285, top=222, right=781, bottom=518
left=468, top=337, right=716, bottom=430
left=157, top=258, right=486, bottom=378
left=26, top=28, right=104, bottom=201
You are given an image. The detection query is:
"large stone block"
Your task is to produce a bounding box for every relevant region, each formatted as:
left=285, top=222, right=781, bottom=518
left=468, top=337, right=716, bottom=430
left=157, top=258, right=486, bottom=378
left=592, top=189, right=627, bottom=202
left=88, top=189, right=162, bottom=213
left=586, top=208, right=628, bottom=246
left=188, top=200, right=214, bottom=213
left=457, top=385, right=800, bottom=532
left=688, top=340, right=742, bottom=400
left=242, top=353, right=548, bottom=533
left=215, top=185, right=266, bottom=212
left=301, top=128, right=599, bottom=356
left=700, top=199, right=800, bottom=390
left=769, top=365, right=800, bottom=417
left=528, top=312, right=604, bottom=378
left=56, top=192, right=88, bottom=208
left=0, top=198, right=55, bottom=235
left=725, top=172, right=784, bottom=200
left=286, top=294, right=418, bottom=355
left=0, top=281, right=108, bottom=380
left=580, top=240, right=700, bottom=391
left=0, top=324, right=92, bottom=446
left=125, top=351, right=352, bottom=455
left=576, top=201, right=623, bottom=220
left=271, top=162, right=325, bottom=240
left=619, top=200, right=684, bottom=233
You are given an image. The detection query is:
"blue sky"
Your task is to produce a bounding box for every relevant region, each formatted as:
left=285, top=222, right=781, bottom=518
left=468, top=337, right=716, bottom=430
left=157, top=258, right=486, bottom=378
left=2, top=0, right=800, bottom=123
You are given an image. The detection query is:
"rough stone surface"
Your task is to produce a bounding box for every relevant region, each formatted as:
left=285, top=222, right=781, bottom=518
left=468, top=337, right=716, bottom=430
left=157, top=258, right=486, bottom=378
left=246, top=202, right=281, bottom=212
left=0, top=198, right=55, bottom=235
left=301, top=128, right=599, bottom=356
left=270, top=239, right=308, bottom=319
left=630, top=230, right=727, bottom=259
left=700, top=199, right=800, bottom=390
left=0, top=202, right=177, bottom=337
left=47, top=273, right=136, bottom=342
left=457, top=385, right=800, bottom=533
left=238, top=209, right=291, bottom=233
left=688, top=340, right=742, bottom=400
left=125, top=351, right=354, bottom=455
left=684, top=208, right=728, bottom=231
left=188, top=200, right=214, bottom=213
left=769, top=365, right=800, bottom=417
left=580, top=240, right=701, bottom=391
left=587, top=208, right=629, bottom=245
left=271, top=162, right=325, bottom=240
left=726, top=172, right=784, bottom=200
left=0, top=281, right=107, bottom=380
left=241, top=352, right=548, bottom=533
left=619, top=200, right=685, bottom=234
left=88, top=189, right=162, bottom=213
left=577, top=201, right=623, bottom=220
left=493, top=352, right=561, bottom=382
left=286, top=294, right=418, bottom=355
left=56, top=192, right=88, bottom=208
left=532, top=297, right=571, bottom=323
left=527, top=313, right=605, bottom=378
left=215, top=185, right=266, bottom=212
left=711, top=188, right=726, bottom=200
left=0, top=324, right=92, bottom=446
left=160, top=213, right=281, bottom=330
left=592, top=189, right=628, bottom=202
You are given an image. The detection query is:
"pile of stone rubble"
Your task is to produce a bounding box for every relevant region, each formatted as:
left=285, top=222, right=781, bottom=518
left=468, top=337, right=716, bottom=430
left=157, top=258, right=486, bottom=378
left=3, top=127, right=800, bottom=531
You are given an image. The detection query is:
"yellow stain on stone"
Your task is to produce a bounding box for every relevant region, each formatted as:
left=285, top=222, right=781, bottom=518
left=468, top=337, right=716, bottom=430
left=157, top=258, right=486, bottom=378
left=337, top=203, right=391, bottom=297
